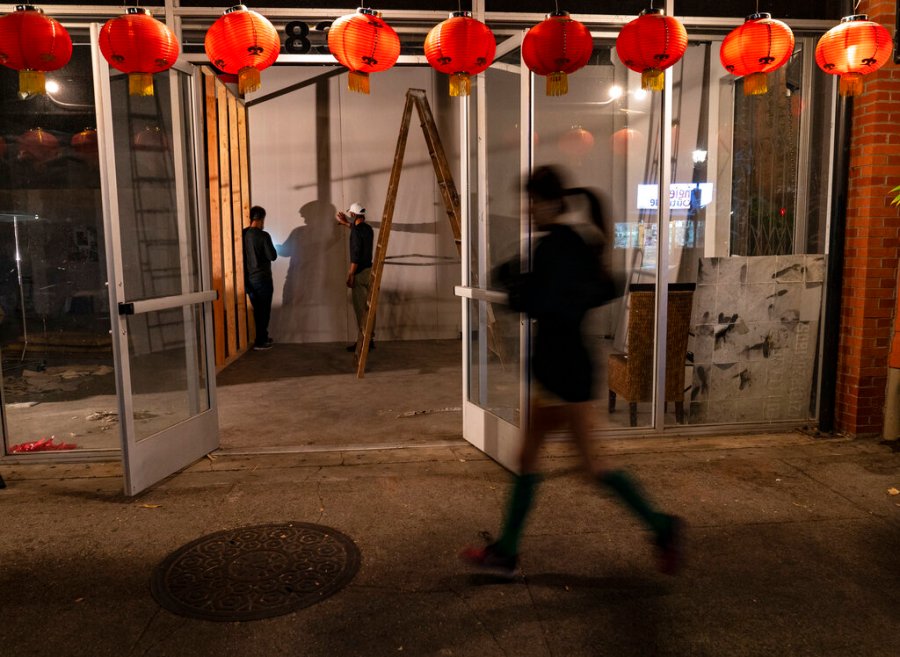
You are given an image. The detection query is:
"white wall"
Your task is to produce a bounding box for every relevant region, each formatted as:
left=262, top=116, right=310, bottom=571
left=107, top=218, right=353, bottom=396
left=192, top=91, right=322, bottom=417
left=247, top=65, right=461, bottom=344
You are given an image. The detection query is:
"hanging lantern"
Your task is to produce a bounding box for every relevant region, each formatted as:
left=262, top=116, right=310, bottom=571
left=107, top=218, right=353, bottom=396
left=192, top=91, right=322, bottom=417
left=99, top=8, right=179, bottom=97
left=522, top=11, right=593, bottom=96
left=327, top=8, right=400, bottom=94
left=71, top=128, right=98, bottom=157
left=18, top=127, right=59, bottom=163
left=615, top=8, right=687, bottom=91
left=425, top=11, right=496, bottom=97
left=204, top=5, right=280, bottom=95
left=0, top=135, right=6, bottom=159
left=815, top=14, right=893, bottom=97
left=0, top=5, right=72, bottom=97
left=720, top=13, right=794, bottom=96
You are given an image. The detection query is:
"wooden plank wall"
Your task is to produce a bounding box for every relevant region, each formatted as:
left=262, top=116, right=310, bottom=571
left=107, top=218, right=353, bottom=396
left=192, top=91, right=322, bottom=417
left=202, top=68, right=254, bottom=370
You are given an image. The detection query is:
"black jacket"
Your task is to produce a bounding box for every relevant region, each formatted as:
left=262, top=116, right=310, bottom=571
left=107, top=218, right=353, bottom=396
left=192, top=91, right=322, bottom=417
left=242, top=227, right=277, bottom=282
left=502, top=224, right=613, bottom=402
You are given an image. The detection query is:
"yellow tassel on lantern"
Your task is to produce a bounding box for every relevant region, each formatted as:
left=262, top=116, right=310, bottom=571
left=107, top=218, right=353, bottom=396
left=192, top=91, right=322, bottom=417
left=348, top=71, right=370, bottom=94
left=641, top=68, right=664, bottom=91
left=839, top=72, right=863, bottom=97
left=450, top=73, right=471, bottom=97
left=546, top=72, right=568, bottom=96
left=128, top=73, right=155, bottom=97
left=238, top=67, right=261, bottom=95
left=742, top=72, right=768, bottom=96
left=19, top=70, right=46, bottom=96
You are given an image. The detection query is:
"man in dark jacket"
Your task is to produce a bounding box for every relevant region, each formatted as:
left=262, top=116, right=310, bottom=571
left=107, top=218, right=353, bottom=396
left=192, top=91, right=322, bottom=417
left=242, top=205, right=277, bottom=351
left=335, top=202, right=375, bottom=352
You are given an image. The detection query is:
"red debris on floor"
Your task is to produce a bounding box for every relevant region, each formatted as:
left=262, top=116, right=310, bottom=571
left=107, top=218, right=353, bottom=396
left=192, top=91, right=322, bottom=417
left=10, top=437, right=77, bottom=453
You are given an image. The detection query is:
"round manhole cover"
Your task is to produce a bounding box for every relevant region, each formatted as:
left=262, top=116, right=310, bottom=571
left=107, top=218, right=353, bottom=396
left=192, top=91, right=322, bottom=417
left=151, top=522, right=361, bottom=621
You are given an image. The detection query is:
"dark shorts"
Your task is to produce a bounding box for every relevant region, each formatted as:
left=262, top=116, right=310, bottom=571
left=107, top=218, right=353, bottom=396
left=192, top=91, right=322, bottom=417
left=533, top=347, right=593, bottom=403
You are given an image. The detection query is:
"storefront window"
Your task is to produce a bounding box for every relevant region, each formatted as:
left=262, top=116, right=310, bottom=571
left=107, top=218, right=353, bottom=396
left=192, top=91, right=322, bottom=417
left=684, top=37, right=831, bottom=426
left=0, top=41, right=119, bottom=454
left=529, top=34, right=831, bottom=430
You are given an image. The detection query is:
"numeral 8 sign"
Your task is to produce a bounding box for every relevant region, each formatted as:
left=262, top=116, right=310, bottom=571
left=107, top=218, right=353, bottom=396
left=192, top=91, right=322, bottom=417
left=284, top=21, right=310, bottom=54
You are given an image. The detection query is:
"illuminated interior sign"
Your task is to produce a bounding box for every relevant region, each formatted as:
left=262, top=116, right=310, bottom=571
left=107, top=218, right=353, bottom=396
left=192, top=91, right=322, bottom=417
left=636, top=183, right=714, bottom=210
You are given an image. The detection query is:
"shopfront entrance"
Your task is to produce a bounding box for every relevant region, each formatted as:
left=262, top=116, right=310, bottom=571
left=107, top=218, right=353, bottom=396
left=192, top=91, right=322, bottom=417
left=0, top=6, right=839, bottom=493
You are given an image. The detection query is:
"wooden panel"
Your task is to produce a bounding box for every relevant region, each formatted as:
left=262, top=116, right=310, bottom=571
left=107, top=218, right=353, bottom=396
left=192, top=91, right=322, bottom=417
left=203, top=67, right=254, bottom=371
left=204, top=70, right=226, bottom=368
left=229, top=95, right=248, bottom=351
left=217, top=81, right=237, bottom=358
left=236, top=102, right=255, bottom=347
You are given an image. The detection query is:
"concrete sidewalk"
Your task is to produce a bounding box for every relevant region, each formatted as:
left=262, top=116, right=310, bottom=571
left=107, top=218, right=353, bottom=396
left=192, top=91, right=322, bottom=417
left=1, top=432, right=898, bottom=657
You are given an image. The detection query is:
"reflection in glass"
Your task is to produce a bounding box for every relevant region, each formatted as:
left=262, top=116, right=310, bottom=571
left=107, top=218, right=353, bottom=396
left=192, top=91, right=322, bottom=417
left=484, top=58, right=524, bottom=289
left=463, top=50, right=524, bottom=427
left=0, top=42, right=118, bottom=452
left=128, top=304, right=209, bottom=441
left=109, top=70, right=202, bottom=303
left=468, top=298, right=519, bottom=425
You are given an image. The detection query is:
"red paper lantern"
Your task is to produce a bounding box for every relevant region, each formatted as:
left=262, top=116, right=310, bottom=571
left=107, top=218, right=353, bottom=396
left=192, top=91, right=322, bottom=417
left=0, top=135, right=6, bottom=159
left=99, top=7, right=179, bottom=97
left=18, top=127, right=59, bottom=163
left=523, top=11, right=593, bottom=96
left=204, top=4, right=280, bottom=95
left=328, top=8, right=400, bottom=95
left=615, top=8, right=687, bottom=91
left=425, top=11, right=496, bottom=97
left=720, top=13, right=794, bottom=96
left=71, top=128, right=98, bottom=157
left=816, top=14, right=893, bottom=97
left=0, top=5, right=72, bottom=97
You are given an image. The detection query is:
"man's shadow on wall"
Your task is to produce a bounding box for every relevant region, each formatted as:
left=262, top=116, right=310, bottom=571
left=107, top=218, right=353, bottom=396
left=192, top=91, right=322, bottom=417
left=276, top=199, right=346, bottom=341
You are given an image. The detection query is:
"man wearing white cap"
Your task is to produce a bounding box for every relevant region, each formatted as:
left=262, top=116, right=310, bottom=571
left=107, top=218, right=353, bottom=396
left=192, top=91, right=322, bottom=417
left=336, top=202, right=375, bottom=351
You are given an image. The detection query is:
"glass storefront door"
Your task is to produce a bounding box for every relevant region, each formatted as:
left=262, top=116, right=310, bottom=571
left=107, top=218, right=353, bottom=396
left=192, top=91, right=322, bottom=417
left=92, top=27, right=218, bottom=495
left=457, top=34, right=529, bottom=470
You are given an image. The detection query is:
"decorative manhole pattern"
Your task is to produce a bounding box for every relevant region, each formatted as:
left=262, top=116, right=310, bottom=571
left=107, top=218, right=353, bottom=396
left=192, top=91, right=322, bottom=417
left=150, top=522, right=361, bottom=621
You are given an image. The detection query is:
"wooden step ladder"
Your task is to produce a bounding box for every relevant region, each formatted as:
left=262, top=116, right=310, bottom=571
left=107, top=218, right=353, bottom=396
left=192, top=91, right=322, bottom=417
left=355, top=89, right=461, bottom=378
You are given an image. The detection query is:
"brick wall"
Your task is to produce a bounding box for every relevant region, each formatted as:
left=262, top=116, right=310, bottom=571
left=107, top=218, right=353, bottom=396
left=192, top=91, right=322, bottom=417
left=837, top=0, right=900, bottom=435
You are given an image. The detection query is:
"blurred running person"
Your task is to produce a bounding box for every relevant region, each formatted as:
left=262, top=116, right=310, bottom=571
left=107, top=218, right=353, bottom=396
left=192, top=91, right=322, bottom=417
left=460, top=166, right=683, bottom=578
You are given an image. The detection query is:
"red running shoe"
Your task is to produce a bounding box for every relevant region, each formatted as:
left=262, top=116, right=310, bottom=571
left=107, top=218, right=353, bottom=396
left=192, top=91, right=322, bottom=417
left=459, top=543, right=520, bottom=579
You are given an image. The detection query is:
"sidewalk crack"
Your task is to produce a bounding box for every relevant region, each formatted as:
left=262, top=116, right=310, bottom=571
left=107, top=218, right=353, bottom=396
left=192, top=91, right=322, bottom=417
left=447, top=585, right=513, bottom=657
left=523, top=575, right=556, bottom=657
left=316, top=479, right=326, bottom=522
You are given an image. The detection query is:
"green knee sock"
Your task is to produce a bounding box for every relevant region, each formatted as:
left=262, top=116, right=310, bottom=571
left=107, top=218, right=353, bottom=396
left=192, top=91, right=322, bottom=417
left=599, top=470, right=668, bottom=537
left=494, top=473, right=540, bottom=556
